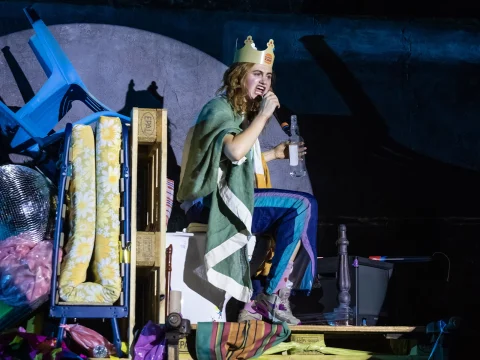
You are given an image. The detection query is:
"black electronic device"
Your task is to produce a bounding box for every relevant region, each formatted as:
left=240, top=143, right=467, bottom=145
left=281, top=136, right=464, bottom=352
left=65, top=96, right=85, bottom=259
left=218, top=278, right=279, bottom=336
left=166, top=312, right=191, bottom=360
left=291, top=256, right=393, bottom=326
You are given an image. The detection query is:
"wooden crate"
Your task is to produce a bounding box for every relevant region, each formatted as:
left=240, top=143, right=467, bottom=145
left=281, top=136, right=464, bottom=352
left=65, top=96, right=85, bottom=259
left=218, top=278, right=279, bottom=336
left=128, top=107, right=168, bottom=357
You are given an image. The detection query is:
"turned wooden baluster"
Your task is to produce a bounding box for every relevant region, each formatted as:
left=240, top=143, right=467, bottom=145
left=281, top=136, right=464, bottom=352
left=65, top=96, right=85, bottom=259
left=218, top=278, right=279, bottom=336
left=335, top=224, right=352, bottom=325
left=165, top=244, right=173, bottom=319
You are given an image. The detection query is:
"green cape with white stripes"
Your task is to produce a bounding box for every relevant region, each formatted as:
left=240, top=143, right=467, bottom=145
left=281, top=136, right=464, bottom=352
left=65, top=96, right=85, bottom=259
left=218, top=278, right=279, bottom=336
left=177, top=96, right=254, bottom=302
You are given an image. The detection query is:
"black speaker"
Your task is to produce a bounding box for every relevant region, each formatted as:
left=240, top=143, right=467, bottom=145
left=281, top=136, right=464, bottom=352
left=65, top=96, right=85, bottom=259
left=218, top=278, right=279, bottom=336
left=291, top=256, right=393, bottom=325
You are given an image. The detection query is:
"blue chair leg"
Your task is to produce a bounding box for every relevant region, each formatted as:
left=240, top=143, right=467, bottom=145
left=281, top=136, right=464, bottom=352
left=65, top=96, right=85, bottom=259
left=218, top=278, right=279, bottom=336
left=111, top=318, right=123, bottom=357
left=56, top=317, right=67, bottom=347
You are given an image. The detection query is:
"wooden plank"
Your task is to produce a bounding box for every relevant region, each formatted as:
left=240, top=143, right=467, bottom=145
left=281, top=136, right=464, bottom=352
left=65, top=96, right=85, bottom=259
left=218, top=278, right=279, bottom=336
left=128, top=108, right=139, bottom=358
left=189, top=324, right=424, bottom=334
left=135, top=267, right=160, bottom=328
left=148, top=154, right=155, bottom=227
left=156, top=109, right=168, bottom=325
left=288, top=325, right=425, bottom=334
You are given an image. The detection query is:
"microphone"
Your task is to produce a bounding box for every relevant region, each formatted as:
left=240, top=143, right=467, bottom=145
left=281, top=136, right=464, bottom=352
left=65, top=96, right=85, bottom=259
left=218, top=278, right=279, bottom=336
left=254, top=95, right=290, bottom=136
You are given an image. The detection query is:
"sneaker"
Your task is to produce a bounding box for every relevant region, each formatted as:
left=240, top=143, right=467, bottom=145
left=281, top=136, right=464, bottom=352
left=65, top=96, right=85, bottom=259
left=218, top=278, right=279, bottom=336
left=237, top=301, right=262, bottom=322
left=276, top=288, right=301, bottom=325
left=254, top=289, right=301, bottom=325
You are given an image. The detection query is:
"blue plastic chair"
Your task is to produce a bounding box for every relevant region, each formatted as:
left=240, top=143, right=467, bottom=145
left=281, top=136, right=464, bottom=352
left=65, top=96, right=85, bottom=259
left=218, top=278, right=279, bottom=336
left=7, top=6, right=129, bottom=152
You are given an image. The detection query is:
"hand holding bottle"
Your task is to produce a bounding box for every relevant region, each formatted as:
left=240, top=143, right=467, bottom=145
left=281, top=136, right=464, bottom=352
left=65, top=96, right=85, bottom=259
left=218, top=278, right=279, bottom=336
left=272, top=141, right=307, bottom=160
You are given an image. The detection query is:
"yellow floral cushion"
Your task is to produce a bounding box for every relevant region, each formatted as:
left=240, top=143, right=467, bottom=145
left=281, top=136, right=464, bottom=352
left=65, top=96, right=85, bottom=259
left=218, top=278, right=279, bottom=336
left=58, top=117, right=122, bottom=303
left=92, top=116, right=122, bottom=303
left=59, top=124, right=97, bottom=302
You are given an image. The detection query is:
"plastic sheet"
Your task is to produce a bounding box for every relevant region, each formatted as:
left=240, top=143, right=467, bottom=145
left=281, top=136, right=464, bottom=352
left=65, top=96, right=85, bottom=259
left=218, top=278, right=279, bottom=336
left=133, top=321, right=166, bottom=360
left=0, top=327, right=84, bottom=360
left=0, top=165, right=56, bottom=242
left=60, top=324, right=116, bottom=358
left=0, top=234, right=59, bottom=306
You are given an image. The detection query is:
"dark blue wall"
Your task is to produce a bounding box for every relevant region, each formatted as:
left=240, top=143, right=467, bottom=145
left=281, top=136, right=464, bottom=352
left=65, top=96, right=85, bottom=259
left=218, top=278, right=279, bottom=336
left=1, top=1, right=480, bottom=328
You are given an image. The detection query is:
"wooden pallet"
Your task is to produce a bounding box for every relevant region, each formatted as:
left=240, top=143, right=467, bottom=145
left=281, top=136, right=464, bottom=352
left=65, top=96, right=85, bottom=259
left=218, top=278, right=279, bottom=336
left=127, top=107, right=168, bottom=358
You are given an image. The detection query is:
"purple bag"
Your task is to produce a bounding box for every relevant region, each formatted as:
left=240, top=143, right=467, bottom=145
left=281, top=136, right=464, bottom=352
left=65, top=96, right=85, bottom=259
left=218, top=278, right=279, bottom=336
left=133, top=321, right=166, bottom=360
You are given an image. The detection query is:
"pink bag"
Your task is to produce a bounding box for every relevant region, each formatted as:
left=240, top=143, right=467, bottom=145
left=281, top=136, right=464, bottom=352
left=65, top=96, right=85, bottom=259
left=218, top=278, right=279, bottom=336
left=60, top=324, right=116, bottom=358
left=0, top=234, right=59, bottom=306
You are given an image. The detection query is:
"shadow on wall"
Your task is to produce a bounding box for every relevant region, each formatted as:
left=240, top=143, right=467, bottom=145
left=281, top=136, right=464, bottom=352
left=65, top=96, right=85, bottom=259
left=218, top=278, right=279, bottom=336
left=117, top=79, right=186, bottom=232
left=0, top=96, right=18, bottom=166
left=274, top=35, right=480, bottom=219
left=0, top=46, right=34, bottom=166
left=2, top=46, right=34, bottom=105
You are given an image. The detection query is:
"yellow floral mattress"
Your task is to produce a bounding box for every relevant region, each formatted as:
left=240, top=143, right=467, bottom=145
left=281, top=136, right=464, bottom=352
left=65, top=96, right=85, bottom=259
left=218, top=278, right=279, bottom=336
left=58, top=116, right=122, bottom=303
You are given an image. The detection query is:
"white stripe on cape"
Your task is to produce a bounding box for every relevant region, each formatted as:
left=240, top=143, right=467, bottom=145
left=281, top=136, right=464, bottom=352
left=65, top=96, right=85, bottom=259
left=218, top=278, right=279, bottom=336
left=203, top=140, right=264, bottom=302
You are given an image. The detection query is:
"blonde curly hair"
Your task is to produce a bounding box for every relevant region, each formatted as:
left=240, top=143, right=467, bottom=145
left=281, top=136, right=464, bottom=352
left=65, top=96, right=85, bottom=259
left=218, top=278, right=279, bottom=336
left=217, top=62, right=275, bottom=121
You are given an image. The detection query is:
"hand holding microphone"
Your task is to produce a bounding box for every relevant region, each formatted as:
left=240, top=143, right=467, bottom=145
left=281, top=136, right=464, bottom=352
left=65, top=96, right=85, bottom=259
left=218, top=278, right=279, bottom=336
left=255, top=91, right=280, bottom=121
left=255, top=92, right=292, bottom=135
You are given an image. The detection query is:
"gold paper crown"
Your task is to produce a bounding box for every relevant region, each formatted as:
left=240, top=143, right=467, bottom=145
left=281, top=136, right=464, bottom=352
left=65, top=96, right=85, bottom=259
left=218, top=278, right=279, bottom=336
left=233, top=36, right=275, bottom=66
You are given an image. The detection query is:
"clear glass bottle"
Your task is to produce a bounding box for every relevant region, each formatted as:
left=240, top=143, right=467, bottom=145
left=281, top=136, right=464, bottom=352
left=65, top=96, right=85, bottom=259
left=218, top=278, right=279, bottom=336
left=288, top=115, right=307, bottom=178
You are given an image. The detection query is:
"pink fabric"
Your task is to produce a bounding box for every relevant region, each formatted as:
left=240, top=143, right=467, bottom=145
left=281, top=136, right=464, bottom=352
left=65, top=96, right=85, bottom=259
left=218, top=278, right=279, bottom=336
left=0, top=234, right=60, bottom=306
